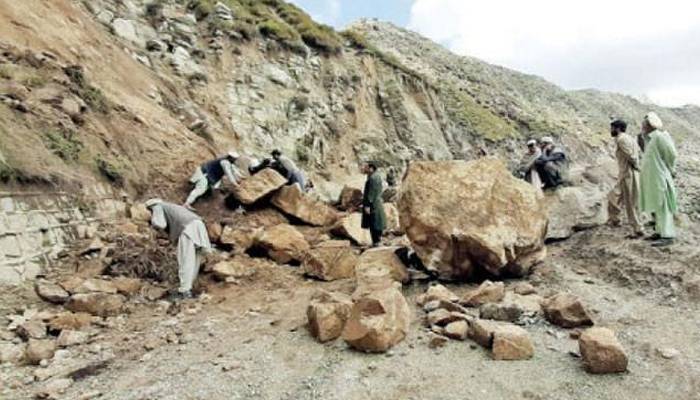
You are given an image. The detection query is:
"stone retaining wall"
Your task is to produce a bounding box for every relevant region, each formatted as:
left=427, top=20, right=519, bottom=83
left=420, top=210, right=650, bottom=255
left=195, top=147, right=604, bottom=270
left=0, top=185, right=126, bottom=285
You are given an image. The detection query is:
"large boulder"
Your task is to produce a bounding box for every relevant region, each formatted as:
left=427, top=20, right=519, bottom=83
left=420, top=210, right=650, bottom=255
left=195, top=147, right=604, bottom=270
left=331, top=213, right=371, bottom=246
left=66, top=293, right=125, bottom=317
left=545, top=186, right=608, bottom=240
left=232, top=169, right=287, bottom=205
left=356, top=247, right=409, bottom=284
left=384, top=203, right=402, bottom=234
left=579, top=327, right=628, bottom=374
left=353, top=264, right=395, bottom=299
left=342, top=286, right=411, bottom=352
left=302, top=241, right=359, bottom=281
left=307, top=290, right=353, bottom=342
left=255, top=224, right=310, bottom=264
left=271, top=184, right=339, bottom=226
left=542, top=293, right=594, bottom=328
left=220, top=226, right=263, bottom=255
left=398, top=159, right=548, bottom=280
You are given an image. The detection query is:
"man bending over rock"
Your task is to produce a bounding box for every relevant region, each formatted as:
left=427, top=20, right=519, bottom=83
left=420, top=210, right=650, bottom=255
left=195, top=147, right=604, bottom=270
left=184, top=150, right=243, bottom=209
left=146, top=199, right=211, bottom=300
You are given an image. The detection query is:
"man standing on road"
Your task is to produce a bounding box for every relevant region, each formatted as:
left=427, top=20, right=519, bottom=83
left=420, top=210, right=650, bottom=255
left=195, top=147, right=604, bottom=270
left=607, top=119, right=644, bottom=238
left=146, top=199, right=211, bottom=300
left=361, top=162, right=387, bottom=248
left=639, top=112, right=678, bottom=247
left=184, top=151, right=243, bottom=209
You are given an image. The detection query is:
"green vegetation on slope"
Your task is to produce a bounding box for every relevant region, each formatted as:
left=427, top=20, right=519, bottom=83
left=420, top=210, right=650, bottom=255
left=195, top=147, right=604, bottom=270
left=442, top=86, right=519, bottom=142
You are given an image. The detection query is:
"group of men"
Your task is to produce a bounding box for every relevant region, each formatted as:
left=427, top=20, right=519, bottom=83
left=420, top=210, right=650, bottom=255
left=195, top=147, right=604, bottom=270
left=142, top=150, right=387, bottom=300
left=516, top=136, right=569, bottom=190
left=516, top=112, right=678, bottom=247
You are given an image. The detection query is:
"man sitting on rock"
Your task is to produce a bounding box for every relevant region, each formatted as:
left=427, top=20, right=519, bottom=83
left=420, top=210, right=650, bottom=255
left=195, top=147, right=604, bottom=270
left=515, top=139, right=542, bottom=187
left=271, top=149, right=306, bottom=192
left=184, top=151, right=243, bottom=209
left=361, top=162, right=387, bottom=248
left=535, top=136, right=568, bottom=190
left=146, top=199, right=211, bottom=300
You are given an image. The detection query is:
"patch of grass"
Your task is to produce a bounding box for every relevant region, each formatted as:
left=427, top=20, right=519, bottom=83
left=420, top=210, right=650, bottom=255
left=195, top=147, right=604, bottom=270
left=257, top=19, right=299, bottom=42
left=43, top=129, right=83, bottom=162
left=20, top=74, right=49, bottom=88
left=64, top=65, right=110, bottom=114
left=444, top=86, right=520, bottom=142
left=342, top=29, right=421, bottom=78
left=274, top=2, right=342, bottom=54
left=95, top=155, right=124, bottom=185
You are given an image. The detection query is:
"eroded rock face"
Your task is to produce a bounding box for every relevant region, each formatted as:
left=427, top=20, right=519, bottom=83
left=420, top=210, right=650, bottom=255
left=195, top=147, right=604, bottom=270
left=271, top=184, right=339, bottom=226
left=342, top=286, right=411, bottom=353
left=307, top=290, right=353, bottom=342
left=255, top=224, right=310, bottom=264
left=233, top=169, right=287, bottom=205
left=356, top=247, right=409, bottom=284
left=398, top=159, right=548, bottom=280
left=302, top=241, right=359, bottom=281
left=542, top=293, right=594, bottom=328
left=579, top=327, right=628, bottom=374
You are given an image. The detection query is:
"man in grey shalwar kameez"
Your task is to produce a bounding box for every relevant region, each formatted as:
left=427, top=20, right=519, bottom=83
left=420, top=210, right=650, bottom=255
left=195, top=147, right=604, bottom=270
left=146, top=199, right=211, bottom=299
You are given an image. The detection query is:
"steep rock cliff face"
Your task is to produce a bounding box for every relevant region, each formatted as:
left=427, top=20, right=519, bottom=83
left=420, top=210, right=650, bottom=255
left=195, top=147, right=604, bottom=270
left=0, top=0, right=698, bottom=207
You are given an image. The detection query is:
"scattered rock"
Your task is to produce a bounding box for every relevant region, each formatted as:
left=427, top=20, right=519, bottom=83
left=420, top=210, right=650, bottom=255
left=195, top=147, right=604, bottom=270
left=211, top=258, right=257, bottom=280
left=25, top=339, right=56, bottom=365
left=232, top=169, right=287, bottom=205
left=17, top=319, right=47, bottom=340
left=144, top=286, right=168, bottom=301
left=398, top=159, right=547, bottom=280
left=444, top=320, right=469, bottom=340
left=469, top=319, right=500, bottom=348
left=48, top=312, right=93, bottom=332
left=306, top=290, right=353, bottom=342
left=256, top=224, right=310, bottom=264
left=342, top=286, right=411, bottom=353
left=35, top=280, right=70, bottom=304
left=271, top=184, right=339, bottom=226
left=427, top=308, right=462, bottom=327
left=331, top=213, right=371, bottom=246
left=302, top=241, right=359, bottom=281
left=513, top=282, right=537, bottom=296
left=112, top=277, right=142, bottom=295
left=492, top=325, right=534, bottom=360
left=417, top=284, right=459, bottom=305
left=579, top=327, right=628, bottom=374
left=74, top=279, right=118, bottom=294
left=657, top=347, right=680, bottom=359
left=66, top=293, right=125, bottom=317
left=57, top=330, right=89, bottom=347
left=338, top=185, right=363, bottom=211
left=428, top=333, right=449, bottom=349
left=220, top=226, right=263, bottom=254
left=461, top=280, right=505, bottom=307
left=479, top=302, right=523, bottom=322
left=542, top=293, right=594, bottom=328
left=356, top=246, right=409, bottom=284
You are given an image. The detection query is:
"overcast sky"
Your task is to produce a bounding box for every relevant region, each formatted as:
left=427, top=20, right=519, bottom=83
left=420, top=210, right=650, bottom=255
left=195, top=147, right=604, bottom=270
left=291, top=0, right=700, bottom=107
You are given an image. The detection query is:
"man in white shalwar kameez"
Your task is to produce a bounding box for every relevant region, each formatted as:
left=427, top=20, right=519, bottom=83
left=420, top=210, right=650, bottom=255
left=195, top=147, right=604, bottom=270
left=146, top=199, right=211, bottom=299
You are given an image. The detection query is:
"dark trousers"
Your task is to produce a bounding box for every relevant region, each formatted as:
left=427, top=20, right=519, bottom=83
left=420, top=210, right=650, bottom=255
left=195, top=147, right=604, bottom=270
left=536, top=162, right=563, bottom=189
left=370, top=229, right=383, bottom=246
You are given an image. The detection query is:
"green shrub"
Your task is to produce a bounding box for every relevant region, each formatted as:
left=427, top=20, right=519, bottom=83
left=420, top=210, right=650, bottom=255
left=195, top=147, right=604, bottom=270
left=258, top=19, right=299, bottom=42
left=96, top=155, right=124, bottom=185
left=43, top=129, right=83, bottom=162
left=64, top=65, right=110, bottom=114
left=341, top=30, right=371, bottom=50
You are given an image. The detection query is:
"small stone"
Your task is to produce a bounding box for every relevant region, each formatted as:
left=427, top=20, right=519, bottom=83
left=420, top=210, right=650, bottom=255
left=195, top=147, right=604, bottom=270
left=112, top=277, right=142, bottom=295
left=48, top=312, right=93, bottom=332
left=57, top=330, right=90, bottom=347
left=542, top=293, right=594, bottom=328
left=657, top=347, right=680, bottom=359
left=426, top=308, right=461, bottom=327
left=35, top=280, right=71, bottom=304
left=17, top=319, right=47, bottom=340
left=579, top=327, right=628, bottom=374
left=420, top=284, right=459, bottom=305
left=66, top=293, right=125, bottom=317
left=444, top=320, right=469, bottom=341
left=461, top=281, right=505, bottom=307
left=25, top=339, right=56, bottom=365
left=513, top=282, right=536, bottom=295
left=492, top=325, right=534, bottom=360
left=428, top=333, right=449, bottom=349
left=479, top=302, right=523, bottom=322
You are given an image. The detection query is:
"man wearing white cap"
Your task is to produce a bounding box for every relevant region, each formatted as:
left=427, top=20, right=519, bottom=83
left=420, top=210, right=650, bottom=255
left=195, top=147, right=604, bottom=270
left=516, top=139, right=542, bottom=187
left=639, top=112, right=678, bottom=247
left=535, top=136, right=568, bottom=189
left=184, top=151, right=243, bottom=209
left=145, top=199, right=211, bottom=299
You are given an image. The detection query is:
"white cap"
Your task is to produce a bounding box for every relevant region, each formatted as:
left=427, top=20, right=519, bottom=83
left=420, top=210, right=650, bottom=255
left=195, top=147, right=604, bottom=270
left=527, top=139, right=537, bottom=146
left=145, top=198, right=162, bottom=208
left=540, top=136, right=554, bottom=144
left=644, top=112, right=663, bottom=130
left=227, top=150, right=240, bottom=159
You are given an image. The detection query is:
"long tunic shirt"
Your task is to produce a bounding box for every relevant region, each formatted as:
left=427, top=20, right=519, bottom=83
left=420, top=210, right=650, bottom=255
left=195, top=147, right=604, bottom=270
left=639, top=130, right=678, bottom=214
left=361, top=171, right=387, bottom=232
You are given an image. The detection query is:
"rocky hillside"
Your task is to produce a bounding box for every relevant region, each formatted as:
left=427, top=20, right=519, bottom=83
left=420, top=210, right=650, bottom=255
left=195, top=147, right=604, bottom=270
left=0, top=0, right=699, bottom=198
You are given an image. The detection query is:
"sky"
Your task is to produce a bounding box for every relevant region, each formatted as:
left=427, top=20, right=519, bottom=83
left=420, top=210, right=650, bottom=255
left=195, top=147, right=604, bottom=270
left=290, top=0, right=700, bottom=107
